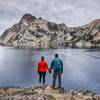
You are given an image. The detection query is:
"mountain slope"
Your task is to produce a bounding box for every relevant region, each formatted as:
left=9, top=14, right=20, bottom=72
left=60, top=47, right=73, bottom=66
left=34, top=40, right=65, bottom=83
left=0, top=13, right=100, bottom=48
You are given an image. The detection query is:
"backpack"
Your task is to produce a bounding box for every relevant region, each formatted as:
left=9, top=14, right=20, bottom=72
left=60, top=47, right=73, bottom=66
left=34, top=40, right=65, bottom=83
left=53, top=58, right=62, bottom=72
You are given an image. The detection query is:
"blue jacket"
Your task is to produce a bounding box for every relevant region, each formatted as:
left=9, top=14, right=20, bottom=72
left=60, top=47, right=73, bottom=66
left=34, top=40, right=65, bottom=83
left=50, top=57, right=63, bottom=73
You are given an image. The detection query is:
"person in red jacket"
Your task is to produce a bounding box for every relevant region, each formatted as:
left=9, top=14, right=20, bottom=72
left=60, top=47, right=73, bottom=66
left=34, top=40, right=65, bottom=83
left=37, top=56, right=50, bottom=84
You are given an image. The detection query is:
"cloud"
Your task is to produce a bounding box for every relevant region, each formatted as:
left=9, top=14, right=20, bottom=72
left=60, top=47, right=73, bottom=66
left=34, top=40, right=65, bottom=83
left=0, top=0, right=100, bottom=34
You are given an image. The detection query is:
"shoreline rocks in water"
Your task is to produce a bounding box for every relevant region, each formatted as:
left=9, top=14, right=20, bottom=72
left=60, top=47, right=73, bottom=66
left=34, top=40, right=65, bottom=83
left=0, top=85, right=100, bottom=100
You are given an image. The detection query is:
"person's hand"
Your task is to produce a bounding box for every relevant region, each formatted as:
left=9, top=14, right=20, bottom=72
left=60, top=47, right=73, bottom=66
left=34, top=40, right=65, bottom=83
left=49, top=70, right=52, bottom=73
left=37, top=71, right=39, bottom=73
left=61, top=70, right=63, bottom=74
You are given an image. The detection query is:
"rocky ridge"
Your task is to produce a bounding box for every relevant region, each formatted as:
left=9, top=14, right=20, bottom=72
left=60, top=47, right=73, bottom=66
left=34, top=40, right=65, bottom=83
left=0, top=85, right=100, bottom=100
left=0, top=14, right=100, bottom=48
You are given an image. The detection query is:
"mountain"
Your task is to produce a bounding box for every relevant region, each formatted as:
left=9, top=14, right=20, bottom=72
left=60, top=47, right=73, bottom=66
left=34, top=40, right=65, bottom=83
left=0, top=13, right=100, bottom=48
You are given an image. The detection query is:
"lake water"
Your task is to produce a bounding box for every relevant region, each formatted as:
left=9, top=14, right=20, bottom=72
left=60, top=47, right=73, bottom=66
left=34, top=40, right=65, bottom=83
left=0, top=46, right=100, bottom=94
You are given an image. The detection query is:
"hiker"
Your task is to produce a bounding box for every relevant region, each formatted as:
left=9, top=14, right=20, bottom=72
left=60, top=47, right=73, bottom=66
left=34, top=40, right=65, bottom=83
left=37, top=56, right=50, bottom=84
left=50, top=54, right=63, bottom=88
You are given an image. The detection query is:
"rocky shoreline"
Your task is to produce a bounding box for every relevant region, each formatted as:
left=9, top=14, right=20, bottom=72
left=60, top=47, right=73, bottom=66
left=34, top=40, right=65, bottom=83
left=0, top=85, right=100, bottom=100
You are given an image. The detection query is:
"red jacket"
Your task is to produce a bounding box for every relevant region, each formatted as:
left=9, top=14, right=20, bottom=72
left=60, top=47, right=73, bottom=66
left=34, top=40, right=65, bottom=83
left=37, top=60, right=50, bottom=73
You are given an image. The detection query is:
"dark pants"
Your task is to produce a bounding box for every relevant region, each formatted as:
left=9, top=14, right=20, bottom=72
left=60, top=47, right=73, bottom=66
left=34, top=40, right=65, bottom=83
left=39, top=72, right=46, bottom=84
left=53, top=71, right=62, bottom=87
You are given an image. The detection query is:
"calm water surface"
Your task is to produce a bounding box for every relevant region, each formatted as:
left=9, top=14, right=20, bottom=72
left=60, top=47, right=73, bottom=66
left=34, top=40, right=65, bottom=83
left=0, top=46, right=100, bottom=94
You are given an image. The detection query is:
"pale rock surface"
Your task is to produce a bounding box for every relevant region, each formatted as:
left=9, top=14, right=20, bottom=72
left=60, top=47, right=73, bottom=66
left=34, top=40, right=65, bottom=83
left=0, top=14, right=100, bottom=48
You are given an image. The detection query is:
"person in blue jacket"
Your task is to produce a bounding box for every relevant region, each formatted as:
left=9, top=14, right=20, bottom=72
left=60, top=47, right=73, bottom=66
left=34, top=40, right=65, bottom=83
left=50, top=54, right=63, bottom=88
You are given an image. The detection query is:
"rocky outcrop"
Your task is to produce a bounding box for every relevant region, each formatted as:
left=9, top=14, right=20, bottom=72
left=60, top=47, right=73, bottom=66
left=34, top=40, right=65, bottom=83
left=0, top=13, right=100, bottom=48
left=0, top=85, right=100, bottom=100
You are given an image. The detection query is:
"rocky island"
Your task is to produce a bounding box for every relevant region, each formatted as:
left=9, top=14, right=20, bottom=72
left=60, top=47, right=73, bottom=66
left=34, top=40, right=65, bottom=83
left=0, top=13, right=100, bottom=48
left=0, top=85, right=100, bottom=100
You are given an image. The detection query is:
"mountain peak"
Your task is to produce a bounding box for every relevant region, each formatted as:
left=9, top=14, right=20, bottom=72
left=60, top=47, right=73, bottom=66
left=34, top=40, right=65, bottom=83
left=21, top=13, right=37, bottom=22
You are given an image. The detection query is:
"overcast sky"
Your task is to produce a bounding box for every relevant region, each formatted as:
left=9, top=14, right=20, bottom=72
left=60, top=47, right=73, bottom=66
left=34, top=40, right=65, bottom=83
left=0, top=0, right=100, bottom=34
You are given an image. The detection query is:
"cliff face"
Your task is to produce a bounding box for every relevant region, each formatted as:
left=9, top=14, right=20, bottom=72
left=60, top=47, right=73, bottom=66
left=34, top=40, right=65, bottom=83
left=0, top=13, right=100, bottom=48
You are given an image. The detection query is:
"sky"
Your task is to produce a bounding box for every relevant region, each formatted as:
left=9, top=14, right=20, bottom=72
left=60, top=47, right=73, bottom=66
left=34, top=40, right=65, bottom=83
left=0, top=0, right=100, bottom=34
